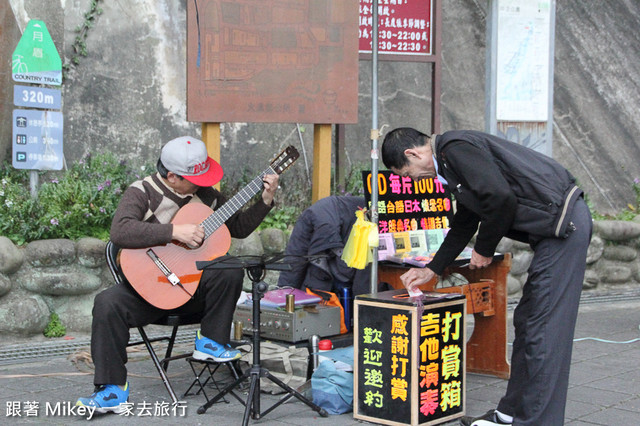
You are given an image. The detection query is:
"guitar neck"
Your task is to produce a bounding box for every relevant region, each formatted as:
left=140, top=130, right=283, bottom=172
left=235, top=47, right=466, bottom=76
left=201, top=166, right=275, bottom=238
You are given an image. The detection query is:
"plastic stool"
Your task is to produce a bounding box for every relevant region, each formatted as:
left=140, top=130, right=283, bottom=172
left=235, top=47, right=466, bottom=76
left=183, top=357, right=242, bottom=403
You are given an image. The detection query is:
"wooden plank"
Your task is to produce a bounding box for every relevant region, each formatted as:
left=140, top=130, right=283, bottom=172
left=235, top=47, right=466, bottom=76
left=201, top=122, right=221, bottom=190
left=312, top=123, right=332, bottom=202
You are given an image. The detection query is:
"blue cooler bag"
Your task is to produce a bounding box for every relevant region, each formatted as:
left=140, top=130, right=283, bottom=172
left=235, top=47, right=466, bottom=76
left=311, top=359, right=353, bottom=415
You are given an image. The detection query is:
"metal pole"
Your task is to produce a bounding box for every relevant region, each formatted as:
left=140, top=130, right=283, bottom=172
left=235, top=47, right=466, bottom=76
left=485, top=0, right=498, bottom=135
left=547, top=0, right=556, bottom=157
left=29, top=171, right=38, bottom=198
left=369, top=0, right=379, bottom=295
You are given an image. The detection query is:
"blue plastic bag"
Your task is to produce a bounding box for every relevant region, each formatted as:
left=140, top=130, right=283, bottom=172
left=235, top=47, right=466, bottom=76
left=311, top=359, right=353, bottom=415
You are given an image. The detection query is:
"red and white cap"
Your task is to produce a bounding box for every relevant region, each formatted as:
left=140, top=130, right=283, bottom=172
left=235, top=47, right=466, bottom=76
left=160, top=136, right=223, bottom=187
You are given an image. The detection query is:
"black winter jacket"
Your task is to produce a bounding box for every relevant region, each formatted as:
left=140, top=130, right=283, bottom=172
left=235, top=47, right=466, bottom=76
left=427, top=130, right=583, bottom=275
left=277, top=196, right=372, bottom=295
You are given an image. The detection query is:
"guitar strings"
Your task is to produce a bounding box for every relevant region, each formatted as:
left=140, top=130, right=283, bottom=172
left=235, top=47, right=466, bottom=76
left=153, top=166, right=277, bottom=284
left=200, top=167, right=273, bottom=237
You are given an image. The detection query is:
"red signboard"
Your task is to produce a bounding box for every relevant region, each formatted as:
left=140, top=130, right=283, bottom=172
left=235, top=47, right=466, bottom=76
left=359, top=0, right=432, bottom=58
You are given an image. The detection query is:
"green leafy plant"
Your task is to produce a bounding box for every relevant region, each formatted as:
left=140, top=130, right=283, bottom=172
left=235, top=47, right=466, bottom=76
left=0, top=171, right=38, bottom=244
left=0, top=154, right=152, bottom=245
left=257, top=205, right=299, bottom=232
left=221, top=177, right=305, bottom=233
left=43, top=312, right=66, bottom=338
left=334, top=163, right=367, bottom=197
left=62, top=0, right=104, bottom=79
left=220, top=162, right=371, bottom=233
left=586, top=178, right=639, bottom=221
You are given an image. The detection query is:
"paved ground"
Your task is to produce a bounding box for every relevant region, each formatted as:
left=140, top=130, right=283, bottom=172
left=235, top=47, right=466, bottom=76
left=1, top=289, right=639, bottom=425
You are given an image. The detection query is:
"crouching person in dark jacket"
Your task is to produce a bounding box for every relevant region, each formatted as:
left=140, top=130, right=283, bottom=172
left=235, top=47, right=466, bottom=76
left=277, top=195, right=371, bottom=296
left=382, top=127, right=592, bottom=426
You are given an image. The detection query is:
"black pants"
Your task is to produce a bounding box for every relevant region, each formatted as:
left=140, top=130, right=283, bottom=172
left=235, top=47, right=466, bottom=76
left=497, top=198, right=592, bottom=425
left=91, top=267, right=243, bottom=386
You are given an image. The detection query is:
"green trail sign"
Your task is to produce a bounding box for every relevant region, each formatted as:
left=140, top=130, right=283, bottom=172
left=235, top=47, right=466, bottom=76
left=12, top=20, right=62, bottom=86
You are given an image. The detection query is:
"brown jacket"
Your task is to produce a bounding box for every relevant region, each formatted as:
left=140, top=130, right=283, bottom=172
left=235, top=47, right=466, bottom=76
left=110, top=173, right=272, bottom=248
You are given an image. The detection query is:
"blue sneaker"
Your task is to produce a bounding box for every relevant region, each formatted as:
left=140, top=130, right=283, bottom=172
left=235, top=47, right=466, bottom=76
left=75, top=383, right=129, bottom=414
left=193, top=330, right=241, bottom=362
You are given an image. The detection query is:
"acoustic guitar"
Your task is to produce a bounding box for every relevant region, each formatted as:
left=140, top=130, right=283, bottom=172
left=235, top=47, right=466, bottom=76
left=120, top=146, right=299, bottom=309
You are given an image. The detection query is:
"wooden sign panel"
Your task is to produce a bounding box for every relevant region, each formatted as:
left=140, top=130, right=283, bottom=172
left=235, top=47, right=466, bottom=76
left=187, top=0, right=359, bottom=123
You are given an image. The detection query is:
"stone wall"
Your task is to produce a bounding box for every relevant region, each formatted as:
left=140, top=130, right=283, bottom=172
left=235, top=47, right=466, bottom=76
left=1, top=219, right=640, bottom=337
left=0, top=230, right=288, bottom=337
left=500, top=219, right=640, bottom=296
left=0, top=237, right=107, bottom=336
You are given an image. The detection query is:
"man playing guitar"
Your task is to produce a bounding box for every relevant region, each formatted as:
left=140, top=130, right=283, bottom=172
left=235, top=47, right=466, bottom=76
left=76, top=136, right=279, bottom=413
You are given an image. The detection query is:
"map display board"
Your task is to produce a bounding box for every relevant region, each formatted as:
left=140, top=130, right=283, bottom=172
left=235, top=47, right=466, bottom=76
left=496, top=0, right=552, bottom=121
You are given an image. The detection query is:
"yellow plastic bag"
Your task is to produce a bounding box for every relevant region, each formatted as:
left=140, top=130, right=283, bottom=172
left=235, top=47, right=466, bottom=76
left=341, top=210, right=378, bottom=269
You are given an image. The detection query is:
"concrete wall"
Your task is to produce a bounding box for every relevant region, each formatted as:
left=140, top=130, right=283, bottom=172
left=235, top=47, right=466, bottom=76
left=1, top=0, right=639, bottom=214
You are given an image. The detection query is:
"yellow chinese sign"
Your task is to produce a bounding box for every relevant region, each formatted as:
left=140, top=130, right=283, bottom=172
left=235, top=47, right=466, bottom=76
left=355, top=291, right=465, bottom=425
left=418, top=309, right=464, bottom=419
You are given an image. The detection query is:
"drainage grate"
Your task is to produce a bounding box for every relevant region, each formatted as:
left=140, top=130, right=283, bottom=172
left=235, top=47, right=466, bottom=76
left=0, top=329, right=195, bottom=365
left=579, top=289, right=640, bottom=304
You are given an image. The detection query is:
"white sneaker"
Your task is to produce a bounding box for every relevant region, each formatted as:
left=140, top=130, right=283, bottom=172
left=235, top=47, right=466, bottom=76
left=460, top=410, right=512, bottom=426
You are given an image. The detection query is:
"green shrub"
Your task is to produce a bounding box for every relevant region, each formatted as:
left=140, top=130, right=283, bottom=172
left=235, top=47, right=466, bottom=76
left=4, top=154, right=638, bottom=246
left=589, top=178, right=640, bottom=221
left=220, top=168, right=309, bottom=233
left=220, top=162, right=369, bottom=233
left=43, top=312, right=66, bottom=338
left=257, top=205, right=299, bottom=232
left=0, top=154, right=152, bottom=245
left=334, top=162, right=367, bottom=198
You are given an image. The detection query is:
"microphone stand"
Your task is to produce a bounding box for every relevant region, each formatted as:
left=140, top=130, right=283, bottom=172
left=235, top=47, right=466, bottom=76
left=194, top=255, right=328, bottom=424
